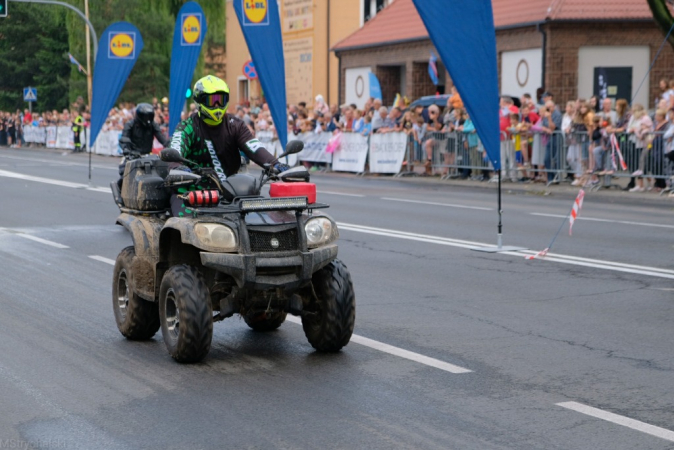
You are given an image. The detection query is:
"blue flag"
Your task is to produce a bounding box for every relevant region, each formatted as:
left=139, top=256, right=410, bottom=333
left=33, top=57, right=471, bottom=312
left=411, top=0, right=500, bottom=170
left=428, top=52, right=438, bottom=86
left=90, top=22, right=144, bottom=147
left=369, top=72, right=382, bottom=101
left=234, top=0, right=287, bottom=149
left=168, top=1, right=207, bottom=135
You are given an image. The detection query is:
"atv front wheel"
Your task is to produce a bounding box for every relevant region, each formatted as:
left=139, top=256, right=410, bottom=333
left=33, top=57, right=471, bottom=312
left=244, top=312, right=287, bottom=332
left=112, top=246, right=159, bottom=340
left=159, top=265, right=213, bottom=363
left=302, top=259, right=355, bottom=352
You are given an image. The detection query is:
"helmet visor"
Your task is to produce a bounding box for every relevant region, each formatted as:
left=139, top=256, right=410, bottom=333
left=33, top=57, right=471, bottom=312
left=199, top=92, right=229, bottom=108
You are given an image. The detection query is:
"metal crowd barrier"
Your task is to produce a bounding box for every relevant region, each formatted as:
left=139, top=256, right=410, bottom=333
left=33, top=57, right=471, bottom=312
left=412, top=129, right=673, bottom=189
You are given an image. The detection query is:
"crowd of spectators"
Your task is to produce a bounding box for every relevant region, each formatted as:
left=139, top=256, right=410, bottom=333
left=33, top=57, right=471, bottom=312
left=2, top=83, right=673, bottom=194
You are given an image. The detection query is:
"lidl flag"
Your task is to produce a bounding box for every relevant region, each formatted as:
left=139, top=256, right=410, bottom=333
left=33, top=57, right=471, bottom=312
left=169, top=1, right=207, bottom=135
left=234, top=0, right=287, bottom=149
left=90, top=22, right=144, bottom=147
left=411, top=0, right=500, bottom=170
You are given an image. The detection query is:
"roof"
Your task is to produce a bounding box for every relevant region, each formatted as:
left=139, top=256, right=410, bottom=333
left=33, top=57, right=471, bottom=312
left=333, top=0, right=654, bottom=51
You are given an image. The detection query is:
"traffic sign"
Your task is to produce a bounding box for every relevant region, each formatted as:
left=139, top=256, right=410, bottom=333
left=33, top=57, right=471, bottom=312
left=0, top=0, right=7, bottom=18
left=23, top=87, right=37, bottom=102
left=242, top=60, right=258, bottom=80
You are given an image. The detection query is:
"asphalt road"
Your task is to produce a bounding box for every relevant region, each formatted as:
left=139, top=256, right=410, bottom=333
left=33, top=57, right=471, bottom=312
left=0, top=147, right=672, bottom=450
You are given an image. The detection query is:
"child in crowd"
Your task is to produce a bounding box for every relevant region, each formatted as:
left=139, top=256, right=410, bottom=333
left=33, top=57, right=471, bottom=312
left=361, top=114, right=372, bottom=137
left=590, top=117, right=612, bottom=185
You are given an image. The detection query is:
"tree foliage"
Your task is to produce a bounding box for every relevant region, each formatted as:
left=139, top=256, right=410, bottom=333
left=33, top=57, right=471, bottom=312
left=0, top=4, right=71, bottom=111
left=0, top=0, right=226, bottom=110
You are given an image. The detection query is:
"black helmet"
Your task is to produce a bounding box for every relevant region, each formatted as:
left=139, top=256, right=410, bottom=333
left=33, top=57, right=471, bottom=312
left=136, top=103, right=154, bottom=127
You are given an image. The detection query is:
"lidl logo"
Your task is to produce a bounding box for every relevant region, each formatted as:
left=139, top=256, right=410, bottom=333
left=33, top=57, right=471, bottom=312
left=181, top=14, right=202, bottom=46
left=109, top=32, right=135, bottom=59
left=242, top=0, right=269, bottom=26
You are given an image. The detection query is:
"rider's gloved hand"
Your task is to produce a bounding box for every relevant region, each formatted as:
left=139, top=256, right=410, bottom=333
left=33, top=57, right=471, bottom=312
left=273, top=163, right=290, bottom=174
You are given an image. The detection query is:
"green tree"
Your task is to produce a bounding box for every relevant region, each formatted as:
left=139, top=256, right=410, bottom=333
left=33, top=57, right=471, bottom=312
left=0, top=4, right=71, bottom=111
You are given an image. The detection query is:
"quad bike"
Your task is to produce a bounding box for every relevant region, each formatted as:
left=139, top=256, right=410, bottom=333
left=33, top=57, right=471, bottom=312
left=110, top=141, right=355, bottom=363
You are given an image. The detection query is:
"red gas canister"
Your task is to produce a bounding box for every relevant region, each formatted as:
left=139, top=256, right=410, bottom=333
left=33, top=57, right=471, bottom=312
left=269, top=182, right=317, bottom=204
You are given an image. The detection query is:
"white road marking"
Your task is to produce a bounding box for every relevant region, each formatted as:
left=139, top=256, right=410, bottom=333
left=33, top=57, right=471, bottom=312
left=382, top=197, right=493, bottom=211
left=89, top=255, right=116, bottom=265
left=531, top=213, right=674, bottom=230
left=0, top=169, right=111, bottom=193
left=557, top=401, right=674, bottom=443
left=0, top=153, right=117, bottom=170
left=338, top=222, right=674, bottom=280
left=17, top=234, right=69, bottom=249
left=286, top=316, right=471, bottom=374
left=318, top=190, right=365, bottom=197
left=90, top=254, right=470, bottom=373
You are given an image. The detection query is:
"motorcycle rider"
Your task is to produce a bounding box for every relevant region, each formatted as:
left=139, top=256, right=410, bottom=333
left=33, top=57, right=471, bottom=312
left=121, top=103, right=169, bottom=155
left=117, top=103, right=170, bottom=189
left=169, top=75, right=288, bottom=216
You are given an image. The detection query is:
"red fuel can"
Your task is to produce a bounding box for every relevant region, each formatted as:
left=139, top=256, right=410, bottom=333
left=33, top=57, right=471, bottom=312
left=269, top=182, right=317, bottom=204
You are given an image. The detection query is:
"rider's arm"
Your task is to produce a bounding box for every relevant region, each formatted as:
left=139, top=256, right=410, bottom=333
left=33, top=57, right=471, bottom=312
left=169, top=117, right=195, bottom=158
left=121, top=121, right=133, bottom=153
left=152, top=122, right=170, bottom=148
left=234, top=120, right=275, bottom=166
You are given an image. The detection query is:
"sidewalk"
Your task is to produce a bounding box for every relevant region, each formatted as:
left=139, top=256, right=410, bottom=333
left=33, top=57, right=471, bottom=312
left=7, top=146, right=674, bottom=206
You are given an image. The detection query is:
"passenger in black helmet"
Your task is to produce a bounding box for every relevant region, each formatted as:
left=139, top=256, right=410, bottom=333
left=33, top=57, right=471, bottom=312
left=116, top=103, right=171, bottom=189
left=121, top=103, right=169, bottom=155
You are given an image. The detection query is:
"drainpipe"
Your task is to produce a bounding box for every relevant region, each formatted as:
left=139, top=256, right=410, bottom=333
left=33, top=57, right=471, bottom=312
left=537, top=22, right=547, bottom=92
left=327, top=0, right=331, bottom=105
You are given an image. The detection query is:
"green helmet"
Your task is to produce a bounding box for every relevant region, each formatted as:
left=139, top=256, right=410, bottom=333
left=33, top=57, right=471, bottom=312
left=193, top=75, right=230, bottom=126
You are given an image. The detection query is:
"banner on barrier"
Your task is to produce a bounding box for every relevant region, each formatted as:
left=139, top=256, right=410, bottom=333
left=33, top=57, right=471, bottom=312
left=296, top=132, right=332, bottom=163
left=331, top=132, right=368, bottom=173
left=46, top=127, right=56, bottom=147
left=369, top=132, right=407, bottom=173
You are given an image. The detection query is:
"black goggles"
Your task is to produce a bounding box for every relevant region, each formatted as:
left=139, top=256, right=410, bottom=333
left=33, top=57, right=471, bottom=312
left=198, top=92, right=229, bottom=108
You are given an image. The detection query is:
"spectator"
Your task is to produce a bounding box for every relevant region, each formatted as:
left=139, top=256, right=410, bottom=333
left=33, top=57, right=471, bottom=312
left=314, top=95, right=330, bottom=116
left=423, top=104, right=443, bottom=175
left=378, top=106, right=402, bottom=133
left=371, top=106, right=387, bottom=133
left=449, top=86, right=463, bottom=110
left=353, top=109, right=365, bottom=133
left=590, top=117, right=612, bottom=183
left=598, top=98, right=617, bottom=124
left=626, top=104, right=653, bottom=192
left=361, top=113, right=372, bottom=137
left=631, top=108, right=666, bottom=191
left=541, top=98, right=562, bottom=183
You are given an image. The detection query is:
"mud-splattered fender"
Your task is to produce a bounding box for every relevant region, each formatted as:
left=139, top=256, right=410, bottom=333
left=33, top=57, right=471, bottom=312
left=115, top=213, right=165, bottom=258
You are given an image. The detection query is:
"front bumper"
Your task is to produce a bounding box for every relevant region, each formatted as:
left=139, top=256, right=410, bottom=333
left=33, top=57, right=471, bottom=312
left=200, top=244, right=338, bottom=290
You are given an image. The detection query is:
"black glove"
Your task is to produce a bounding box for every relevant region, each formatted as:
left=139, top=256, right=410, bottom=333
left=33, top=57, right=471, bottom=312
left=274, top=163, right=290, bottom=174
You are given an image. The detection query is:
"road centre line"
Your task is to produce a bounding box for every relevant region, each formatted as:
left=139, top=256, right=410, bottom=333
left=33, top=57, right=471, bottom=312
left=318, top=190, right=365, bottom=197
left=382, top=197, right=493, bottom=211
left=337, top=222, right=674, bottom=280
left=557, top=401, right=674, bottom=443
left=0, top=169, right=112, bottom=193
left=89, top=255, right=471, bottom=374
left=530, top=213, right=674, bottom=229
left=89, top=255, right=116, bottom=265
left=285, top=316, right=471, bottom=373
left=0, top=228, right=69, bottom=249
left=5, top=168, right=673, bottom=279
left=0, top=153, right=116, bottom=170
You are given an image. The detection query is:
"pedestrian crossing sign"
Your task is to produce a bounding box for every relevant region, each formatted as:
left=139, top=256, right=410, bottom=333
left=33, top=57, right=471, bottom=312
left=23, top=87, right=37, bottom=102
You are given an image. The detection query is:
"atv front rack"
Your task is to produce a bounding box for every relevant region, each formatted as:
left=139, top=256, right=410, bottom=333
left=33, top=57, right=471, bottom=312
left=191, top=196, right=329, bottom=216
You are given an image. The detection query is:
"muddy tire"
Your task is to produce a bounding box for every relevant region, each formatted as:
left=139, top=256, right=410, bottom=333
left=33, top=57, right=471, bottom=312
left=244, top=312, right=287, bottom=332
left=159, top=265, right=213, bottom=363
left=112, top=247, right=159, bottom=340
left=302, top=259, right=355, bottom=352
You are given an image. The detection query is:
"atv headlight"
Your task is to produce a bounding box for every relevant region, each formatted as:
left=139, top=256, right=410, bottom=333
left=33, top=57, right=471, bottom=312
left=304, top=217, right=335, bottom=248
left=194, top=223, right=238, bottom=252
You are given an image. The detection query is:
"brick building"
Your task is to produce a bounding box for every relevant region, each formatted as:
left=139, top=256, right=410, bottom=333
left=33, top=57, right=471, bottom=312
left=333, top=0, right=674, bottom=109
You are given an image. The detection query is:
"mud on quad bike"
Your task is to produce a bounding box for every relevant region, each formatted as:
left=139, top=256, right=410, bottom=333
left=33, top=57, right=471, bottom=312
left=109, top=141, right=355, bottom=363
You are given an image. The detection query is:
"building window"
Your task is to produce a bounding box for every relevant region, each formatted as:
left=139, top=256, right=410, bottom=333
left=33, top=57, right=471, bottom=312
left=363, top=0, right=393, bottom=23
left=238, top=77, right=249, bottom=105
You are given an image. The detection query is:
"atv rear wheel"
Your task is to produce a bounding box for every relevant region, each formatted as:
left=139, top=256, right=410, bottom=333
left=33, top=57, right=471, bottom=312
left=112, top=246, right=159, bottom=340
left=302, top=259, right=355, bottom=352
left=159, top=265, right=213, bottom=363
left=244, top=312, right=287, bottom=332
